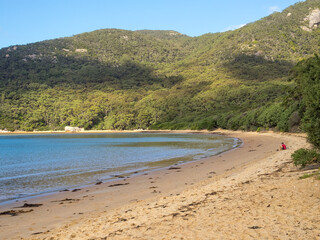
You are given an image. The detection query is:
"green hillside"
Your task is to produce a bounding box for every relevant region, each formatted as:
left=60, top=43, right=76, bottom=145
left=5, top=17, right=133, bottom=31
left=0, top=0, right=319, bottom=131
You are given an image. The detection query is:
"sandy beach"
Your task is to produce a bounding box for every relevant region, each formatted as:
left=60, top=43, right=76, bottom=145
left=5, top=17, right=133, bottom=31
left=0, top=130, right=319, bottom=239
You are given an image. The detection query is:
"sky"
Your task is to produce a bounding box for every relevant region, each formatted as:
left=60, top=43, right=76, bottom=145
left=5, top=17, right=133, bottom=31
left=0, top=0, right=302, bottom=49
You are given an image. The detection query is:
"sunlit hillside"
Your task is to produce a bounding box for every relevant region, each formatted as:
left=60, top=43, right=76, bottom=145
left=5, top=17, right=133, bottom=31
left=0, top=0, right=319, bottom=131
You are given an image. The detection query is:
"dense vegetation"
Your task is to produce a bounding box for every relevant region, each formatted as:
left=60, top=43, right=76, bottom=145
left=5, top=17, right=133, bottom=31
left=0, top=0, right=320, bottom=132
left=289, top=54, right=320, bottom=148
left=289, top=54, right=320, bottom=169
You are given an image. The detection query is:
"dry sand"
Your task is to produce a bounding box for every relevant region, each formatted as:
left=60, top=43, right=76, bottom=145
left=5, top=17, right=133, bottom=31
left=0, top=130, right=319, bottom=239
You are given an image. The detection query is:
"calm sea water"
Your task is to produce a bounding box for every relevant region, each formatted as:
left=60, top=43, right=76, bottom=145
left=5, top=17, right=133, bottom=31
left=0, top=133, right=240, bottom=203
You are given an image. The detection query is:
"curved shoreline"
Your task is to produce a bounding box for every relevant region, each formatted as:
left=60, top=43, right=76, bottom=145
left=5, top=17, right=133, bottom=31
left=0, top=131, right=239, bottom=205
left=1, top=130, right=317, bottom=239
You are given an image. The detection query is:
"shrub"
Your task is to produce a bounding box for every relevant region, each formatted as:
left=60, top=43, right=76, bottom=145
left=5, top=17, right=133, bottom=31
left=257, top=103, right=283, bottom=128
left=292, top=148, right=320, bottom=168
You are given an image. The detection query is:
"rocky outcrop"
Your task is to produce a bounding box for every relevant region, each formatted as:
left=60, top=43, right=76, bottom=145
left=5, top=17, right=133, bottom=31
left=75, top=49, right=88, bottom=53
left=302, top=8, right=320, bottom=31
left=308, top=8, right=320, bottom=28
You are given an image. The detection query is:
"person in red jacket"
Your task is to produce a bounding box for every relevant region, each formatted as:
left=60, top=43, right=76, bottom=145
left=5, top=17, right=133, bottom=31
left=280, top=142, right=286, bottom=150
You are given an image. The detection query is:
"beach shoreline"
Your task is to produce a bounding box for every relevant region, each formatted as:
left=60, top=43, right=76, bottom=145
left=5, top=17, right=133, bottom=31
left=0, top=130, right=240, bottom=206
left=1, top=129, right=319, bottom=239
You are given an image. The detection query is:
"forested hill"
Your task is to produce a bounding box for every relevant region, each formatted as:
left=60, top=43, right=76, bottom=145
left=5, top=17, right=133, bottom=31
left=0, top=0, right=320, bottom=131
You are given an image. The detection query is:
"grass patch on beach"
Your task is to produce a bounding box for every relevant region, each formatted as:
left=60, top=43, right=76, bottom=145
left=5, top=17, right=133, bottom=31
left=299, top=169, right=320, bottom=180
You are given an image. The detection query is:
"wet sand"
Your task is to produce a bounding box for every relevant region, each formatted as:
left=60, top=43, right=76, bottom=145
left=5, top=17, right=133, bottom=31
left=0, top=130, right=319, bottom=239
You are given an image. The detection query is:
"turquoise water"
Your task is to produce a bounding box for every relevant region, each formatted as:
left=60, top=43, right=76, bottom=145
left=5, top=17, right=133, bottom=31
left=0, top=133, right=240, bottom=202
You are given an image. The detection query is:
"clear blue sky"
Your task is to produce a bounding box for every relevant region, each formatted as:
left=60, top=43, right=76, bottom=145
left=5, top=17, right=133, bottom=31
left=0, top=0, right=302, bottom=48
